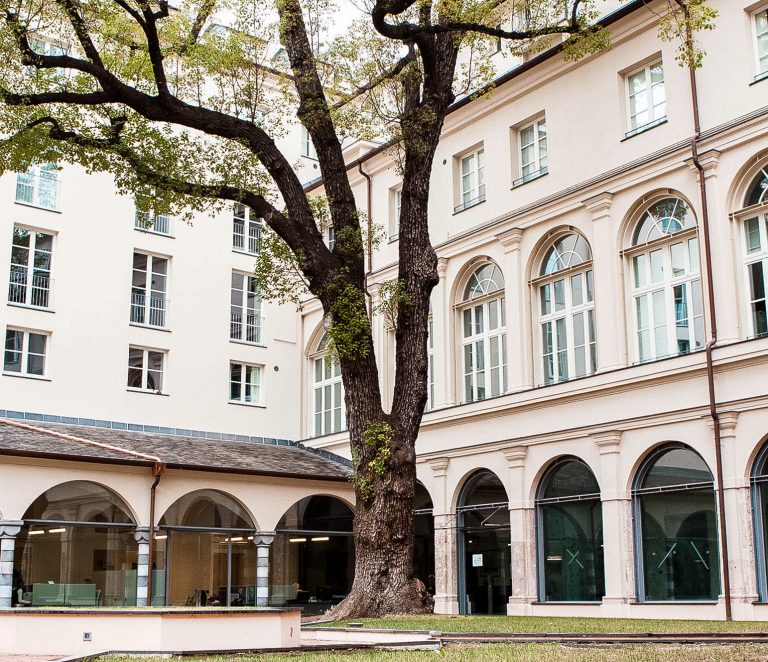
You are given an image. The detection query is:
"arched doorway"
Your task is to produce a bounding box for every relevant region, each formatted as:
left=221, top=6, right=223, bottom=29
left=751, top=442, right=768, bottom=600
left=536, top=457, right=604, bottom=602
left=157, top=490, right=256, bottom=606
left=633, top=444, right=720, bottom=601
left=414, top=482, right=435, bottom=596
left=14, top=481, right=136, bottom=606
left=457, top=470, right=510, bottom=614
left=271, top=495, right=354, bottom=614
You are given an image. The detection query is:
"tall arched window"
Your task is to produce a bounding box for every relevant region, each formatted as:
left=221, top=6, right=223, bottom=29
left=628, top=197, right=704, bottom=362
left=738, top=166, right=768, bottom=338
left=633, top=445, right=720, bottom=602
left=311, top=332, right=345, bottom=436
left=752, top=442, right=768, bottom=601
left=535, top=233, right=595, bottom=384
left=460, top=263, right=507, bottom=402
left=536, top=458, right=604, bottom=602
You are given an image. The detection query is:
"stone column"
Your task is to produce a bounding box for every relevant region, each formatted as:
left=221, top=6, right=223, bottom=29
left=504, top=446, right=535, bottom=613
left=429, top=457, right=458, bottom=614
left=497, top=228, right=531, bottom=392
left=0, top=521, right=23, bottom=608
left=592, top=430, right=633, bottom=610
left=134, top=527, right=150, bottom=607
left=582, top=192, right=625, bottom=372
left=253, top=532, right=276, bottom=607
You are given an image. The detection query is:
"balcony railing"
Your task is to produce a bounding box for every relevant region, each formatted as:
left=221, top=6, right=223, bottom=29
left=15, top=173, right=59, bottom=211
left=232, top=223, right=262, bottom=254
left=135, top=211, right=171, bottom=236
left=230, top=311, right=262, bottom=344
left=130, top=290, right=168, bottom=328
left=8, top=270, right=51, bottom=308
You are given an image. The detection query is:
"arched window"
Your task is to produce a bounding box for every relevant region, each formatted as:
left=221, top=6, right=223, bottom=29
left=632, top=445, right=720, bottom=601
left=14, top=482, right=137, bottom=607
left=536, top=458, right=604, bottom=602
left=752, top=443, right=768, bottom=601
left=158, top=490, right=257, bottom=607
left=460, top=263, right=507, bottom=402
left=535, top=233, right=595, bottom=384
left=738, top=167, right=768, bottom=338
left=457, top=470, right=510, bottom=614
left=311, top=332, right=345, bottom=436
left=271, top=496, right=354, bottom=614
left=414, top=483, right=435, bottom=595
left=628, top=197, right=704, bottom=361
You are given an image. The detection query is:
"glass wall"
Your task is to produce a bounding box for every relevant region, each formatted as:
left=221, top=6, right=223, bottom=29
left=13, top=481, right=137, bottom=607
left=414, top=482, right=435, bottom=596
left=157, top=490, right=256, bottom=606
left=633, top=445, right=720, bottom=601
left=752, top=443, right=768, bottom=601
left=536, top=458, right=604, bottom=602
left=458, top=470, right=511, bottom=614
left=270, top=496, right=354, bottom=615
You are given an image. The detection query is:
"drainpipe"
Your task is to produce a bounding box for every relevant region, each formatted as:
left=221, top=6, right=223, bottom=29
left=358, top=162, right=373, bottom=317
left=146, top=462, right=165, bottom=607
left=682, top=10, right=732, bottom=620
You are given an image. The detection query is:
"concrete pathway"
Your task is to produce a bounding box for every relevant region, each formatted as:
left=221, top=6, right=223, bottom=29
left=0, top=655, right=63, bottom=662
left=302, top=627, right=439, bottom=649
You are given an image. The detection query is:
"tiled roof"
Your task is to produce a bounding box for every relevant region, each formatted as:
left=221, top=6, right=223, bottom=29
left=0, top=419, right=352, bottom=481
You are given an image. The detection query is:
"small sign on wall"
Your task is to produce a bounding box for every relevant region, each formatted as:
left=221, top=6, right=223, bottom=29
left=472, top=554, right=483, bottom=567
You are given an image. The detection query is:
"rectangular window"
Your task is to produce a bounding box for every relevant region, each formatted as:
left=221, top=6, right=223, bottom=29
left=744, top=214, right=768, bottom=337
left=518, top=117, right=548, bottom=184
left=232, top=203, right=262, bottom=254
left=426, top=317, right=434, bottom=411
left=135, top=207, right=172, bottom=236
left=230, top=272, right=262, bottom=344
left=16, top=164, right=59, bottom=211
left=326, top=226, right=335, bottom=250
left=4, top=328, right=47, bottom=377
left=313, top=353, right=345, bottom=436
left=229, top=362, right=262, bottom=405
left=127, top=346, right=165, bottom=392
left=8, top=226, right=53, bottom=308
left=626, top=61, right=665, bottom=134
left=301, top=125, right=318, bottom=159
left=130, top=253, right=168, bottom=328
left=391, top=186, right=402, bottom=239
left=456, top=148, right=485, bottom=212
left=755, top=8, right=768, bottom=78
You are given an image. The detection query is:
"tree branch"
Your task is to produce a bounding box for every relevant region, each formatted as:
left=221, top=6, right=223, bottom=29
left=179, top=0, right=217, bottom=54
left=55, top=0, right=105, bottom=66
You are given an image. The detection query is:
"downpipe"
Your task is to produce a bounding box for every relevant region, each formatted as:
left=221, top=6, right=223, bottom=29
left=146, top=462, right=165, bottom=607
left=358, top=162, right=374, bottom=317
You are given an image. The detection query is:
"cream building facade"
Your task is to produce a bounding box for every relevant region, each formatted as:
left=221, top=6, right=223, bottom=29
left=2, top=0, right=768, bottom=622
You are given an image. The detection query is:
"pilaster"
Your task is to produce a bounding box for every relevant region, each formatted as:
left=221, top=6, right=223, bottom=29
left=433, top=258, right=453, bottom=408
left=497, top=228, right=530, bottom=391
left=502, top=446, right=535, bottom=608
left=429, top=457, right=458, bottom=613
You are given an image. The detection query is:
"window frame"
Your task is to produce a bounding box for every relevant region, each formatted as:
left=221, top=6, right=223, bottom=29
left=230, top=271, right=263, bottom=345
left=8, top=225, right=54, bottom=310
left=15, top=163, right=60, bottom=211
left=624, top=60, right=666, bottom=137
left=455, top=147, right=486, bottom=213
left=390, top=185, right=403, bottom=240
left=301, top=125, right=318, bottom=160
left=130, top=251, right=170, bottom=329
left=3, top=327, right=49, bottom=378
left=753, top=5, right=768, bottom=81
left=229, top=361, right=263, bottom=406
left=232, top=203, right=262, bottom=255
left=516, top=116, right=548, bottom=186
left=126, top=345, right=167, bottom=393
left=310, top=334, right=346, bottom=437
left=135, top=206, right=173, bottom=237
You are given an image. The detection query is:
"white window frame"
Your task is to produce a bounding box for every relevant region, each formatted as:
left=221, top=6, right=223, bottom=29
left=326, top=225, right=336, bottom=250
left=135, top=206, right=172, bottom=236
left=127, top=346, right=166, bottom=393
left=15, top=163, right=59, bottom=211
left=230, top=271, right=262, bottom=344
left=130, top=252, right=169, bottom=328
left=459, top=265, right=507, bottom=403
left=741, top=211, right=768, bottom=338
left=8, top=225, right=53, bottom=309
left=628, top=228, right=704, bottom=362
left=456, top=148, right=485, bottom=212
left=391, top=186, right=402, bottom=239
left=625, top=60, right=666, bottom=135
left=3, top=327, right=48, bottom=378
left=311, top=338, right=345, bottom=437
left=518, top=117, right=548, bottom=184
left=229, top=361, right=263, bottom=405
left=754, top=6, right=768, bottom=79
left=426, top=315, right=435, bottom=411
left=232, top=203, right=262, bottom=254
left=301, top=125, right=318, bottom=160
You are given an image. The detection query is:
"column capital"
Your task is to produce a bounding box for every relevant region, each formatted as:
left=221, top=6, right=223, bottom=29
left=253, top=531, right=276, bottom=546
left=134, top=526, right=150, bottom=544
left=428, top=457, right=450, bottom=478
left=591, top=429, right=622, bottom=454
left=496, top=227, right=524, bottom=253
left=502, top=445, right=528, bottom=468
left=582, top=191, right=614, bottom=220
left=706, top=411, right=739, bottom=436
left=437, top=257, right=449, bottom=279
left=0, top=521, right=23, bottom=538
left=686, top=149, right=721, bottom=179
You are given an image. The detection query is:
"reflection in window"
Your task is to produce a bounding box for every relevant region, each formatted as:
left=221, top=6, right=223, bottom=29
left=633, top=446, right=720, bottom=601
left=536, top=459, right=604, bottom=602
left=741, top=168, right=768, bottom=337
left=14, top=482, right=137, bottom=607
left=127, top=346, right=165, bottom=392
left=461, top=264, right=507, bottom=402
left=538, top=234, right=595, bottom=384
left=629, top=197, right=704, bottom=361
left=16, top=163, right=59, bottom=210
left=4, top=328, right=47, bottom=376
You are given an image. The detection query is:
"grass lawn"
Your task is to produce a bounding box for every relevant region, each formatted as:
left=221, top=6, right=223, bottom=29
left=311, top=615, right=768, bottom=633
left=97, top=643, right=768, bottom=661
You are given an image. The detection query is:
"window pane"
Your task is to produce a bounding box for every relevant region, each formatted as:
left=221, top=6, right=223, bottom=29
left=653, top=290, right=667, bottom=357
left=540, top=284, right=552, bottom=315
left=633, top=255, right=646, bottom=289
left=4, top=329, right=22, bottom=372
left=670, top=242, right=685, bottom=276
left=650, top=249, right=664, bottom=283
left=463, top=308, right=473, bottom=338
left=488, top=299, right=499, bottom=330
left=553, top=279, right=565, bottom=312
left=571, top=273, right=584, bottom=306
left=556, top=318, right=568, bottom=380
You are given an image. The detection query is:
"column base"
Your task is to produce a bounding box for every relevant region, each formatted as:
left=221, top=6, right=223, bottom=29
left=433, top=595, right=459, bottom=615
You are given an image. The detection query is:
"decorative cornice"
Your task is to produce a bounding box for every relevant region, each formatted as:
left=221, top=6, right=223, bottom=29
left=496, top=227, right=524, bottom=252
left=591, top=429, right=622, bottom=454
left=686, top=149, right=722, bottom=179
left=707, top=411, right=739, bottom=439
left=582, top=191, right=614, bottom=219
left=502, top=445, right=528, bottom=467
left=428, top=457, right=450, bottom=477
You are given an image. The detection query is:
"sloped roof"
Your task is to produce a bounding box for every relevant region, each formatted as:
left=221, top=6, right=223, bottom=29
left=0, top=419, right=351, bottom=482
